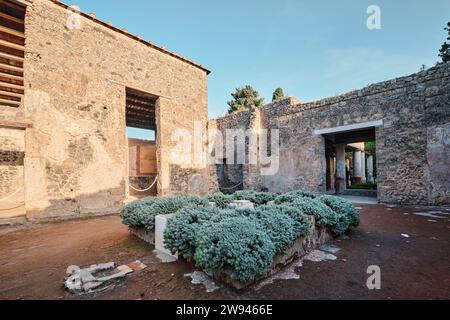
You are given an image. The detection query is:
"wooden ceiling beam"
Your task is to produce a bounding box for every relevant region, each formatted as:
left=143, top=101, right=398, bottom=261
left=0, top=97, right=20, bottom=106
left=0, top=12, right=24, bottom=24
left=0, top=25, right=24, bottom=38
left=0, top=89, right=22, bottom=98
left=0, top=51, right=24, bottom=62
left=0, top=38, right=24, bottom=51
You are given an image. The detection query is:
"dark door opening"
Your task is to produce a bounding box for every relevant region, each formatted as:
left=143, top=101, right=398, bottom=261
left=125, top=88, right=158, bottom=199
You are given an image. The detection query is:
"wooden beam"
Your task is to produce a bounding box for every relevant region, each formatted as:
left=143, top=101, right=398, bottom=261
left=126, top=97, right=155, bottom=108
left=1, top=0, right=27, bottom=11
left=0, top=81, right=24, bottom=90
left=0, top=98, right=20, bottom=105
left=127, top=117, right=156, bottom=125
left=0, top=26, right=25, bottom=38
left=0, top=12, right=24, bottom=24
left=0, top=89, right=22, bottom=98
left=0, top=71, right=22, bottom=81
left=0, top=62, right=23, bottom=72
left=126, top=123, right=156, bottom=131
left=0, top=39, right=25, bottom=51
left=0, top=51, right=24, bottom=62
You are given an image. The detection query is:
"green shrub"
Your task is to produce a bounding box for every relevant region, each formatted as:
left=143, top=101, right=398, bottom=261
left=205, top=193, right=234, bottom=209
left=266, top=204, right=311, bottom=237
left=246, top=207, right=297, bottom=253
left=233, top=191, right=276, bottom=205
left=120, top=200, right=155, bottom=229
left=287, top=197, right=338, bottom=230
left=164, top=205, right=219, bottom=258
left=194, top=217, right=276, bottom=281
left=274, top=190, right=316, bottom=204
left=317, top=195, right=360, bottom=228
left=120, top=195, right=208, bottom=230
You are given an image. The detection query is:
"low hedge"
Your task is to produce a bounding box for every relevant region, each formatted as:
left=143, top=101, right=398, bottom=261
left=121, top=190, right=360, bottom=282
left=120, top=195, right=208, bottom=230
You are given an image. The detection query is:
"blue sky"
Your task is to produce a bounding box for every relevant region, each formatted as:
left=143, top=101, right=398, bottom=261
left=71, top=0, right=449, bottom=138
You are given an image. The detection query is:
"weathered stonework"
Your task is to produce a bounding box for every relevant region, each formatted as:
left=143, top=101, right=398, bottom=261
left=212, top=64, right=450, bottom=205
left=0, top=0, right=210, bottom=221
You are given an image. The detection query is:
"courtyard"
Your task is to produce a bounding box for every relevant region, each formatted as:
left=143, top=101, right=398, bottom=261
left=1, top=203, right=448, bottom=300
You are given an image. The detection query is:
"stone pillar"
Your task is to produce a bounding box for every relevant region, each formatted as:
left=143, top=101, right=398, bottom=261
left=361, top=151, right=367, bottom=183
left=335, top=144, right=347, bottom=194
left=353, top=150, right=362, bottom=184
left=367, top=155, right=374, bottom=183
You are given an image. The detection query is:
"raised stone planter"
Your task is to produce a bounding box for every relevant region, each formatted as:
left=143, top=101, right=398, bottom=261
left=211, top=216, right=333, bottom=290
left=129, top=226, right=155, bottom=245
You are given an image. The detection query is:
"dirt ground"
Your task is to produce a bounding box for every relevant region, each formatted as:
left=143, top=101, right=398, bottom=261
left=0, top=204, right=449, bottom=300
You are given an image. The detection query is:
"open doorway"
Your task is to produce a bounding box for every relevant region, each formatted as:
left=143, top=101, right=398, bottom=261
left=125, top=88, right=158, bottom=200
left=322, top=125, right=378, bottom=201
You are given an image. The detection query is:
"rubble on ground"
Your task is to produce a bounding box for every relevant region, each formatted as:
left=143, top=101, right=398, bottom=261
left=64, top=260, right=146, bottom=294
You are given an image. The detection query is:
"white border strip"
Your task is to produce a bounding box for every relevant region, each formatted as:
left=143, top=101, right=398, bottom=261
left=314, top=120, right=383, bottom=135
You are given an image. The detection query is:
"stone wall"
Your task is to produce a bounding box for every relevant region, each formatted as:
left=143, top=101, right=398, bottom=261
left=0, top=0, right=209, bottom=221
left=0, top=127, right=25, bottom=219
left=212, top=63, right=450, bottom=205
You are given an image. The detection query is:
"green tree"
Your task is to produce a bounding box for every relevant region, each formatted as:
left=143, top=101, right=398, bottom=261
left=272, top=88, right=286, bottom=103
left=439, top=22, right=450, bottom=63
left=227, top=85, right=264, bottom=114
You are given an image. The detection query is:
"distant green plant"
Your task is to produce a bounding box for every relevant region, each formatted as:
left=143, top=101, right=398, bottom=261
left=194, top=217, right=276, bottom=281
left=272, top=88, right=286, bottom=103
left=439, top=22, right=450, bottom=63
left=227, top=85, right=264, bottom=114
left=348, top=182, right=377, bottom=190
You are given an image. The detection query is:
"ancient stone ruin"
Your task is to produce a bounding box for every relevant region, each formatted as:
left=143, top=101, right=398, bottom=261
left=0, top=0, right=449, bottom=226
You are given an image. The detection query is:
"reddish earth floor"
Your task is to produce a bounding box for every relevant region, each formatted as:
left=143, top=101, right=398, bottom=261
left=0, top=204, right=449, bottom=300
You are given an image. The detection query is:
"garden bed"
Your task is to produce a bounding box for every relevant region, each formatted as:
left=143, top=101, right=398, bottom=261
left=120, top=190, right=360, bottom=289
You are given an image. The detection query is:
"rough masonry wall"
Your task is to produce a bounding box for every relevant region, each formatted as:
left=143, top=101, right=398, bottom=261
left=0, top=127, right=25, bottom=219
left=19, top=0, right=208, bottom=219
left=214, top=63, right=450, bottom=205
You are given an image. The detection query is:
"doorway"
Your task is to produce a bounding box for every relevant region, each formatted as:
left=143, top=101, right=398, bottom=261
left=125, top=88, right=158, bottom=200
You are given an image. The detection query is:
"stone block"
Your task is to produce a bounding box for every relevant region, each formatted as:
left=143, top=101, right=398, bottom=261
left=154, top=214, right=178, bottom=260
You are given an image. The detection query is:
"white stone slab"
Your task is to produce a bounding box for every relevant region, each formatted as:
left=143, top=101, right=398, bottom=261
left=155, top=214, right=178, bottom=260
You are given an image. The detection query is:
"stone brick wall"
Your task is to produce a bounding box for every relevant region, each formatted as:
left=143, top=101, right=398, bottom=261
left=0, top=128, right=25, bottom=218
left=213, top=63, right=450, bottom=205
left=0, top=0, right=209, bottom=220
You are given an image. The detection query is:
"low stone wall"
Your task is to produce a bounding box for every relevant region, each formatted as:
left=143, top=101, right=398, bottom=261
left=129, top=227, right=155, bottom=245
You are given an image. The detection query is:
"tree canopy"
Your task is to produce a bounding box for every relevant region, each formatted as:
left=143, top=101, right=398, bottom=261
left=272, top=88, right=286, bottom=103
left=227, top=85, right=264, bottom=114
left=439, top=22, right=450, bottom=63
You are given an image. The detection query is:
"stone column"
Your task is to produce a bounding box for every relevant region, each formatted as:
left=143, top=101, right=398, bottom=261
left=335, top=144, right=347, bottom=194
left=353, top=150, right=362, bottom=184
left=361, top=151, right=367, bottom=183
left=367, top=155, right=374, bottom=183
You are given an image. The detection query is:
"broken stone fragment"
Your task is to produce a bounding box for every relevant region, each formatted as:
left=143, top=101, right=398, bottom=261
left=128, top=260, right=147, bottom=272
left=66, top=265, right=80, bottom=276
